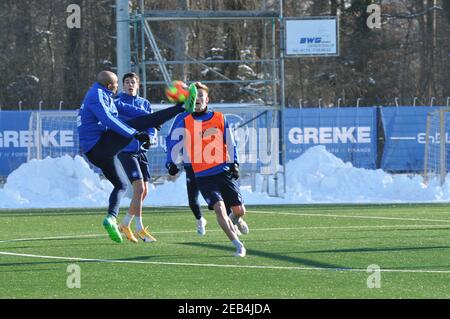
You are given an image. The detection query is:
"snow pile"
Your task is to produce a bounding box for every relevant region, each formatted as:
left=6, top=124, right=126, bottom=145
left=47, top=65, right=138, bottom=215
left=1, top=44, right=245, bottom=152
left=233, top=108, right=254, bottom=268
left=0, top=155, right=115, bottom=209
left=281, top=146, right=448, bottom=203
left=0, top=146, right=449, bottom=209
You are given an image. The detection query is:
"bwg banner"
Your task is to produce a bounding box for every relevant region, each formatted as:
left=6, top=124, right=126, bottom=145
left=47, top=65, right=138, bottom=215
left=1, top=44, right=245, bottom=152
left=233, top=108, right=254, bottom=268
left=284, top=107, right=377, bottom=169
left=380, top=106, right=444, bottom=172
left=285, top=17, right=339, bottom=56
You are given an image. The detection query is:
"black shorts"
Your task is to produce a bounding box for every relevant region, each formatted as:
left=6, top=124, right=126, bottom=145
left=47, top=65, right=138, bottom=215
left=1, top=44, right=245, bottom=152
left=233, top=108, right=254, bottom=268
left=117, top=152, right=151, bottom=183
left=196, top=171, right=243, bottom=210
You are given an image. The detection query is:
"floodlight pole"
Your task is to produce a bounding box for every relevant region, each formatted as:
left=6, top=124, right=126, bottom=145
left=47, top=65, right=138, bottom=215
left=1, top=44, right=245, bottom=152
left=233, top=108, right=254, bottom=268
left=116, top=0, right=131, bottom=92
left=279, top=0, right=287, bottom=196
left=280, top=1, right=286, bottom=111
left=140, top=0, right=147, bottom=99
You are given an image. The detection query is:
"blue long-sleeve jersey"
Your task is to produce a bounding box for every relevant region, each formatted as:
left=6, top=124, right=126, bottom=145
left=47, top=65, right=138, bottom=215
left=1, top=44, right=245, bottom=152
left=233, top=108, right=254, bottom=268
left=77, top=82, right=148, bottom=153
left=115, top=92, right=156, bottom=153
left=166, top=111, right=239, bottom=177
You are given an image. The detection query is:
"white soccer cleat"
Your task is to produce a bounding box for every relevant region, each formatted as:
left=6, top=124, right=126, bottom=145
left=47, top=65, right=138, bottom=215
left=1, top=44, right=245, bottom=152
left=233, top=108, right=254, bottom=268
left=234, top=244, right=246, bottom=257
left=235, top=218, right=249, bottom=235
left=229, top=213, right=248, bottom=235
left=228, top=213, right=249, bottom=235
left=197, top=217, right=207, bottom=236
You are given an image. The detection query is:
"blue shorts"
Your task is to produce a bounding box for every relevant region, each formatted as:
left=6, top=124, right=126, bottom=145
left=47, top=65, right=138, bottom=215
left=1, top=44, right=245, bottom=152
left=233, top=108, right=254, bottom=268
left=118, top=152, right=150, bottom=183
left=196, top=171, right=243, bottom=210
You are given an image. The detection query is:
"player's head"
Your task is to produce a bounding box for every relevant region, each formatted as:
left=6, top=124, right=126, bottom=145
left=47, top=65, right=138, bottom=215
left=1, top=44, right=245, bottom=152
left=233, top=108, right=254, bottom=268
left=194, top=81, right=209, bottom=113
left=97, top=71, right=118, bottom=94
left=123, top=72, right=140, bottom=97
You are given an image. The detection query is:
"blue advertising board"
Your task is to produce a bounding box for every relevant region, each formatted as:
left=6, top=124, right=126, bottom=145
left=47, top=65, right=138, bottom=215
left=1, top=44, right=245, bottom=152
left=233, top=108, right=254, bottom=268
left=0, top=111, right=32, bottom=177
left=3, top=106, right=441, bottom=177
left=283, top=107, right=378, bottom=168
left=380, top=106, right=444, bottom=172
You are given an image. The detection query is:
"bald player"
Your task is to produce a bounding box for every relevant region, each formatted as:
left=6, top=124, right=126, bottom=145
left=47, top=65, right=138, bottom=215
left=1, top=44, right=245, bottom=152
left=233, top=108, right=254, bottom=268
left=77, top=71, right=194, bottom=243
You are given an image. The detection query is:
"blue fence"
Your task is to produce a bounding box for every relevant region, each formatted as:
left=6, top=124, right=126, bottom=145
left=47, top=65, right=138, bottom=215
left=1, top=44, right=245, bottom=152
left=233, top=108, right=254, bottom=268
left=0, top=107, right=446, bottom=177
left=380, top=106, right=445, bottom=171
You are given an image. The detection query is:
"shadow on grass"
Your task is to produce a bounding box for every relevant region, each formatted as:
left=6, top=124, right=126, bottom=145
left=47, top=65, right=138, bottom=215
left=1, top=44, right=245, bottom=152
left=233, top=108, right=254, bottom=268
left=113, top=255, right=163, bottom=261
left=179, top=242, right=347, bottom=269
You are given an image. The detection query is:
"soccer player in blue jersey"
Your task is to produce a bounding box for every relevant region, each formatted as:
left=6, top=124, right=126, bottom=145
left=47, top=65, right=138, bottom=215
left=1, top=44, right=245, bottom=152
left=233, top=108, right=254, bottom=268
left=77, top=71, right=193, bottom=243
left=115, top=72, right=157, bottom=244
left=165, top=113, right=235, bottom=237
left=166, top=82, right=249, bottom=257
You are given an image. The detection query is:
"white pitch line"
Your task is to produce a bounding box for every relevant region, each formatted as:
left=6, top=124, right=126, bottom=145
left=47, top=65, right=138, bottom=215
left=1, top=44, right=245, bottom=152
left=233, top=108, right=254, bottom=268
left=1, top=224, right=450, bottom=244
left=1, top=250, right=450, bottom=274
left=246, top=224, right=450, bottom=234
left=0, top=234, right=103, bottom=243
left=248, top=210, right=450, bottom=224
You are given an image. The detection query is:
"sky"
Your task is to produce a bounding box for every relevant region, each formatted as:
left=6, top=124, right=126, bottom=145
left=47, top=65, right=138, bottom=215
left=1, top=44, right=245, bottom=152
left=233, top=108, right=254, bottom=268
left=0, top=145, right=449, bottom=210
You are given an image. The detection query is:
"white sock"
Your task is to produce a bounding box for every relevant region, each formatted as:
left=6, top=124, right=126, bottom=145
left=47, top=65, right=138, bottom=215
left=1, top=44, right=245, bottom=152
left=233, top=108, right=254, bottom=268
left=232, top=239, right=243, bottom=248
left=135, top=215, right=144, bottom=232
left=122, top=213, right=134, bottom=227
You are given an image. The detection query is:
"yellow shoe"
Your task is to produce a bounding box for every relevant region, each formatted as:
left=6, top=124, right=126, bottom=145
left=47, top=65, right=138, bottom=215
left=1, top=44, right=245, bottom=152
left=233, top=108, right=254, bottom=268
left=136, top=226, right=157, bottom=243
left=118, top=224, right=138, bottom=244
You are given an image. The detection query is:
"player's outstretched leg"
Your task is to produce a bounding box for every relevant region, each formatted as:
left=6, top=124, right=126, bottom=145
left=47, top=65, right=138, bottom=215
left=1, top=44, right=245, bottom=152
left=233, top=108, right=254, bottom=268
left=213, top=201, right=246, bottom=257
left=126, top=103, right=190, bottom=132
left=125, top=85, right=197, bottom=132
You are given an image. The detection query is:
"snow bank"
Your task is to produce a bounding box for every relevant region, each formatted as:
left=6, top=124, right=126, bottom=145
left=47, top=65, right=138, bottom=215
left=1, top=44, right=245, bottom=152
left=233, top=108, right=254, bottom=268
left=1, top=146, right=449, bottom=209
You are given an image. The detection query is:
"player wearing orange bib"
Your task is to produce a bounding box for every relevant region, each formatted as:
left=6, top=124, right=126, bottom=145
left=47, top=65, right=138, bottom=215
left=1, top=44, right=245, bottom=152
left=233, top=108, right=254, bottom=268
left=166, top=82, right=249, bottom=257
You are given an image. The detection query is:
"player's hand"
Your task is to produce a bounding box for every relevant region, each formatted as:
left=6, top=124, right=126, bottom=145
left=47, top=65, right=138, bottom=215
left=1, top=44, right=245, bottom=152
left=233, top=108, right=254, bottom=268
left=134, top=131, right=150, bottom=144
left=166, top=162, right=180, bottom=176
left=230, top=163, right=240, bottom=180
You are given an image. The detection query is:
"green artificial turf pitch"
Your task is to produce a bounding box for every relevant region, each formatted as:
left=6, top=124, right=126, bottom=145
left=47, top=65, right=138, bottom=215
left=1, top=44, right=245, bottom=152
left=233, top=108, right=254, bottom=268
left=1, top=204, right=450, bottom=298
